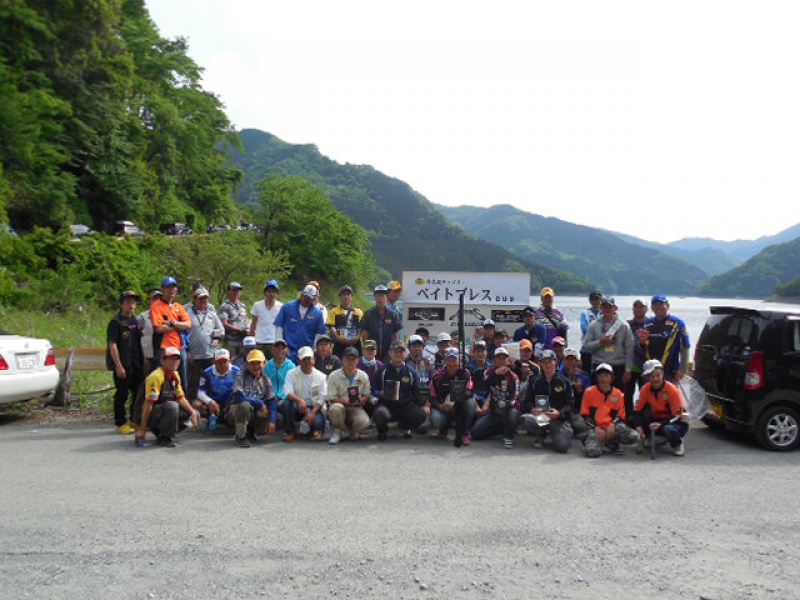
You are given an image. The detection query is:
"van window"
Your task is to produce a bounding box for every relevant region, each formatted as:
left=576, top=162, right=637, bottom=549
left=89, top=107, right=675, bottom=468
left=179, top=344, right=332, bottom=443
left=701, top=315, right=758, bottom=357
left=791, top=321, right=800, bottom=352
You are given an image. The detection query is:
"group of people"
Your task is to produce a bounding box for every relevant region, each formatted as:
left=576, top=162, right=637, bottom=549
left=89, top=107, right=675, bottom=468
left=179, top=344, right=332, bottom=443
left=106, top=278, right=692, bottom=456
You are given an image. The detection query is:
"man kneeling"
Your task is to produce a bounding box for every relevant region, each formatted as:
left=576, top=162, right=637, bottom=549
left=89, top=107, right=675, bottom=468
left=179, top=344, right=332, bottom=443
left=634, top=360, right=689, bottom=456
left=580, top=363, right=639, bottom=457
left=135, top=347, right=198, bottom=448
left=326, top=347, right=372, bottom=444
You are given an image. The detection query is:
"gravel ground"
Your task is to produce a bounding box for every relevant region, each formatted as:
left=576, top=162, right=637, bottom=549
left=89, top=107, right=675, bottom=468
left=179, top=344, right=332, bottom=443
left=1, top=416, right=799, bottom=600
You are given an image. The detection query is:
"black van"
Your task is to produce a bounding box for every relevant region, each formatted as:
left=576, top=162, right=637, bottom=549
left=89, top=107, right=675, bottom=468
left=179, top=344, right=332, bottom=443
left=694, top=306, right=800, bottom=451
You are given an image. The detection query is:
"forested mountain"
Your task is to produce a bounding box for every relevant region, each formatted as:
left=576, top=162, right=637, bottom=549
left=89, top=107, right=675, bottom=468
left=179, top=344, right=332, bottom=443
left=696, top=238, right=800, bottom=298
left=667, top=223, right=800, bottom=263
left=0, top=0, right=241, bottom=233
left=227, top=129, right=591, bottom=292
left=436, top=204, right=710, bottom=295
left=612, top=232, right=738, bottom=276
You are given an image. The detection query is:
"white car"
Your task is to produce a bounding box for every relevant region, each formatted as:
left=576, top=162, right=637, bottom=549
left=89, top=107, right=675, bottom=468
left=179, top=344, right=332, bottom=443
left=0, top=331, right=60, bottom=404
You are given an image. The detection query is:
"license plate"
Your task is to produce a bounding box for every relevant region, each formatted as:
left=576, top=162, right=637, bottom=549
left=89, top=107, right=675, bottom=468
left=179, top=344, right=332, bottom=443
left=711, top=400, right=724, bottom=418
left=16, top=353, right=37, bottom=370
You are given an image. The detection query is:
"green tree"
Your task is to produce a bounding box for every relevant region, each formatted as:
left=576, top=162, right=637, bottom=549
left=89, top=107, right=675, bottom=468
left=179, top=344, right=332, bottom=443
left=154, top=230, right=291, bottom=306
left=253, top=174, right=375, bottom=291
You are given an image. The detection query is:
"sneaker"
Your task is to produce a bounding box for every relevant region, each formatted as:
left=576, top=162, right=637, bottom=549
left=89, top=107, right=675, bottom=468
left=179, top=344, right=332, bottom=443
left=329, top=429, right=342, bottom=445
left=532, top=436, right=545, bottom=449
left=156, top=437, right=176, bottom=448
left=378, top=431, right=388, bottom=441
left=125, top=420, right=139, bottom=429
left=115, top=423, right=136, bottom=435
left=435, top=428, right=448, bottom=440
left=235, top=436, right=250, bottom=448
left=246, top=432, right=258, bottom=443
left=461, top=435, right=471, bottom=446
left=282, top=433, right=296, bottom=443
left=504, top=438, right=514, bottom=449
left=403, top=429, right=412, bottom=439
left=605, top=442, right=624, bottom=455
left=673, top=441, right=685, bottom=456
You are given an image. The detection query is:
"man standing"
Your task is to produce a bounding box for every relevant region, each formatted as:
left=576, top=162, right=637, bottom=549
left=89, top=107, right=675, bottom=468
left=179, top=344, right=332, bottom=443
left=513, top=306, right=546, bottom=349
left=521, top=350, right=582, bottom=452
left=138, top=289, right=161, bottom=374
left=387, top=280, right=403, bottom=336
left=535, top=287, right=569, bottom=349
left=249, top=279, right=282, bottom=360
left=584, top=297, right=633, bottom=394
left=135, top=347, right=198, bottom=448
left=186, top=287, right=224, bottom=402
left=326, top=347, right=372, bottom=444
left=639, top=294, right=691, bottom=382
left=274, top=285, right=327, bottom=362
left=360, top=284, right=401, bottom=362
left=634, top=360, right=689, bottom=456
left=625, top=297, right=649, bottom=414
left=106, top=290, right=144, bottom=434
left=281, top=346, right=328, bottom=441
left=218, top=282, right=248, bottom=354
left=374, top=341, right=426, bottom=441
left=149, top=276, right=192, bottom=385
left=579, top=291, right=603, bottom=373
left=326, top=285, right=363, bottom=357
left=230, top=349, right=277, bottom=448
left=386, top=280, right=403, bottom=318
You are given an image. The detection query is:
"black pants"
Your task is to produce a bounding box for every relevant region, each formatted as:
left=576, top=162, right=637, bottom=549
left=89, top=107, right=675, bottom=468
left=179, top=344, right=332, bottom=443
left=373, top=402, right=427, bottom=433
left=112, top=368, right=144, bottom=426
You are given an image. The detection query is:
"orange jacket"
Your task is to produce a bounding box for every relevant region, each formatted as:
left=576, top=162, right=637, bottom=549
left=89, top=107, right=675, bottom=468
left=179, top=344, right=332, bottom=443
left=580, top=385, right=625, bottom=428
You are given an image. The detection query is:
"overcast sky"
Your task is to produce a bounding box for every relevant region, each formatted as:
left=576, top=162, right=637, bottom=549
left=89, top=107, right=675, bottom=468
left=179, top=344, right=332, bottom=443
left=147, top=1, right=800, bottom=244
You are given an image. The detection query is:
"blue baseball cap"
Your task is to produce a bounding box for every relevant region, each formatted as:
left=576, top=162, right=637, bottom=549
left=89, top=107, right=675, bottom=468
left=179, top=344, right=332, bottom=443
left=651, top=294, right=669, bottom=304
left=161, top=276, right=177, bottom=287
left=264, top=279, right=279, bottom=290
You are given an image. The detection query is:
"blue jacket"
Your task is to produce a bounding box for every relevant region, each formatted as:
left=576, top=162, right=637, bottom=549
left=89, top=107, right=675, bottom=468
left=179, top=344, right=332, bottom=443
left=198, top=364, right=241, bottom=415
left=274, top=299, right=326, bottom=361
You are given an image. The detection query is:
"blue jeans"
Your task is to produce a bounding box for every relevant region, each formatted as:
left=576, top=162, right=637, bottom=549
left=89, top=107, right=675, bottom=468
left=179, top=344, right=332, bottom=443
left=471, top=408, right=521, bottom=441
left=660, top=420, right=689, bottom=448
left=280, top=399, right=325, bottom=434
left=430, top=398, right=477, bottom=434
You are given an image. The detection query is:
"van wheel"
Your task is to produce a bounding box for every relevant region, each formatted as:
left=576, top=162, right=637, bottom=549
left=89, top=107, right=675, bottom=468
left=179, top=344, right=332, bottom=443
left=756, top=406, right=800, bottom=452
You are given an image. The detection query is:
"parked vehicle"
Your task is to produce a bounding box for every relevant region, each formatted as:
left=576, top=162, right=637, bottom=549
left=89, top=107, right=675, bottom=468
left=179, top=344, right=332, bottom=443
left=694, top=306, right=800, bottom=451
left=113, top=220, right=145, bottom=237
left=159, top=222, right=192, bottom=236
left=69, top=224, right=95, bottom=237
left=0, top=330, right=60, bottom=404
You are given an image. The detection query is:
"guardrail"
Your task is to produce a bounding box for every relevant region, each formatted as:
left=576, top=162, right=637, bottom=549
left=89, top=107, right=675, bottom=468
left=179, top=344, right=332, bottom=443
left=51, top=347, right=108, bottom=407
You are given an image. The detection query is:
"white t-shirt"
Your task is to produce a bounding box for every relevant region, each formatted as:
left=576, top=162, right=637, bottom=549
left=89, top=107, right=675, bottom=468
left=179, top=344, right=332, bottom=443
left=284, top=366, right=328, bottom=409
left=251, top=299, right=282, bottom=343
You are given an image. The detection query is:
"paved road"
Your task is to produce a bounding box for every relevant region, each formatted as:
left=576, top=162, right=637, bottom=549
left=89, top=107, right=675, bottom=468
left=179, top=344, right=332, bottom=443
left=1, top=418, right=799, bottom=600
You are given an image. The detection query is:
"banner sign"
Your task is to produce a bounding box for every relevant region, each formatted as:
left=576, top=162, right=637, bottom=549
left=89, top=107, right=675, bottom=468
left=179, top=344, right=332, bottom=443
left=401, top=272, right=529, bottom=306
left=402, top=272, right=530, bottom=344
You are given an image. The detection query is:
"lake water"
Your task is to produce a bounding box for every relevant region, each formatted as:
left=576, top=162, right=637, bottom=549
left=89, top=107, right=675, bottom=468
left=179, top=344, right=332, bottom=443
left=545, top=295, right=800, bottom=356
